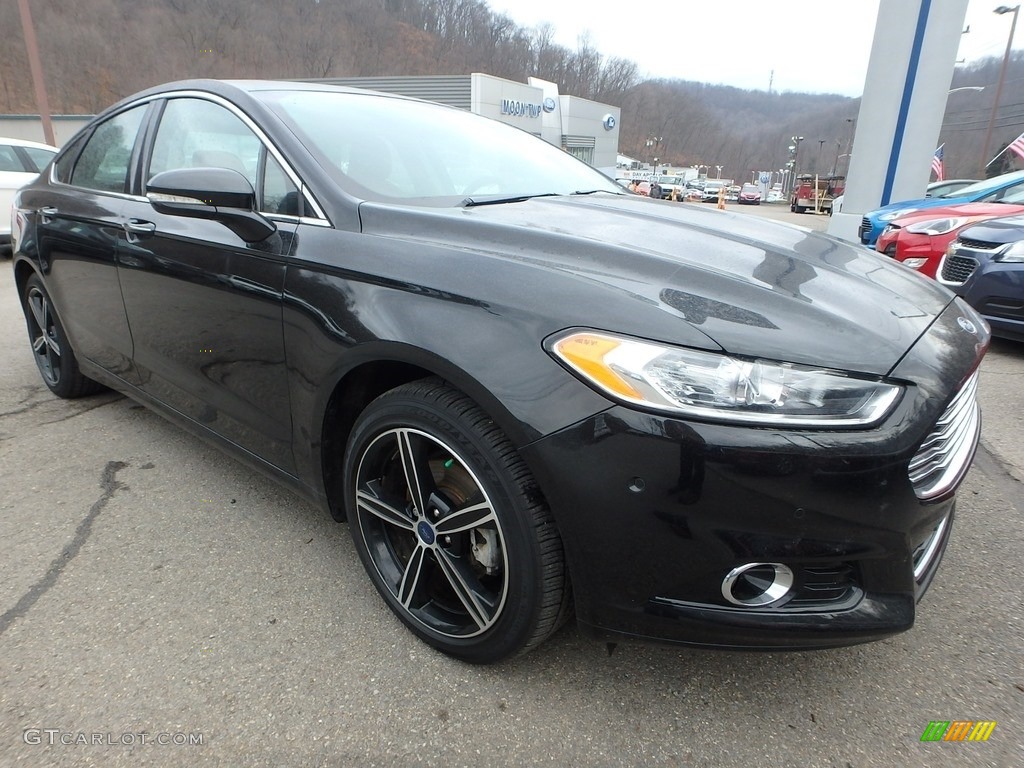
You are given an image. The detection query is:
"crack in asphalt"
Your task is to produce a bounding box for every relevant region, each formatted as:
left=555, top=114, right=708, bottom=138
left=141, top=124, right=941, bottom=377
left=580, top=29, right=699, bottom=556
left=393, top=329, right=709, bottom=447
left=0, top=392, right=122, bottom=421
left=0, top=460, right=129, bottom=637
left=38, top=395, right=125, bottom=426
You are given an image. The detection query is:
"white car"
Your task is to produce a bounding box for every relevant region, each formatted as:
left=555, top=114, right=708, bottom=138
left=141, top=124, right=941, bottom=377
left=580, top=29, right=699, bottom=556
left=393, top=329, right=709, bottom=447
left=2, top=137, right=58, bottom=255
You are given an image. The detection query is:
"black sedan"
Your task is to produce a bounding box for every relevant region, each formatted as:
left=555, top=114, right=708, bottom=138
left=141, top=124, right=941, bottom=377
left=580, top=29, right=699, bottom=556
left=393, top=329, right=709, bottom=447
left=11, top=80, right=989, bottom=663
left=938, top=214, right=1024, bottom=342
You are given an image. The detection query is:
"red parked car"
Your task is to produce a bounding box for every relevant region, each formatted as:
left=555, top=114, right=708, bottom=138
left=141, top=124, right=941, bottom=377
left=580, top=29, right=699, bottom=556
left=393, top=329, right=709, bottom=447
left=738, top=183, right=762, bottom=205
left=875, top=197, right=1024, bottom=278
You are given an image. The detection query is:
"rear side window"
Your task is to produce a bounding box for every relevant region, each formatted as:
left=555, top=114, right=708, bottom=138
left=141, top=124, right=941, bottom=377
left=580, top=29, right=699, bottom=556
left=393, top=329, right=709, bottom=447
left=23, top=147, right=57, bottom=172
left=70, top=105, right=147, bottom=193
left=53, top=134, right=88, bottom=184
left=0, top=145, right=20, bottom=172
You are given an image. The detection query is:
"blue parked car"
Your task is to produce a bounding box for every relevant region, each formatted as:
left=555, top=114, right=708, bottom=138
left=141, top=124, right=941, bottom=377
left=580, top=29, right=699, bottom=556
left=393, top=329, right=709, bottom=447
left=860, top=170, right=1024, bottom=247
left=939, top=213, right=1024, bottom=342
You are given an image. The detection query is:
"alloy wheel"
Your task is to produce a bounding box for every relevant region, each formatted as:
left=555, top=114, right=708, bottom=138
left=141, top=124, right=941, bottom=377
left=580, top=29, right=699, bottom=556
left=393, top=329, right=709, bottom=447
left=353, top=427, right=509, bottom=638
left=26, top=285, right=62, bottom=387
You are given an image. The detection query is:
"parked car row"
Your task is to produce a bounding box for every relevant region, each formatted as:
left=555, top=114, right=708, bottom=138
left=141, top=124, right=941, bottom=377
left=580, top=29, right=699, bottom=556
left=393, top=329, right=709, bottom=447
left=866, top=171, right=1024, bottom=342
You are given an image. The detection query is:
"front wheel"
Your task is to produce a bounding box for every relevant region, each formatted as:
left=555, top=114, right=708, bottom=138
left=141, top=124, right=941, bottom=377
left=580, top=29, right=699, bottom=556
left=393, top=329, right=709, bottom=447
left=343, top=379, right=570, bottom=663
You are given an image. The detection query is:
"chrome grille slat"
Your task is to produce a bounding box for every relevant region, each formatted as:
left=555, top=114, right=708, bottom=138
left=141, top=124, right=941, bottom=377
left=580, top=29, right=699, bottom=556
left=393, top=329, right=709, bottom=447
left=909, top=372, right=981, bottom=500
left=908, top=376, right=978, bottom=472
left=940, top=254, right=979, bottom=285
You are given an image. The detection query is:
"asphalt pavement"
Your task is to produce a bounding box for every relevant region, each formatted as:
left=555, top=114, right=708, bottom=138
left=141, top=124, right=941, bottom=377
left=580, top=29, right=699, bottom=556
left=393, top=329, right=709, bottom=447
left=1, top=211, right=1021, bottom=767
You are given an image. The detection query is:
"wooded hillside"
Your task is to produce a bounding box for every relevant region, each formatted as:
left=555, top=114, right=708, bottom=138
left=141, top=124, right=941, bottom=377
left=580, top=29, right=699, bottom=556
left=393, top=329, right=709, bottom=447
left=3, top=0, right=1020, bottom=181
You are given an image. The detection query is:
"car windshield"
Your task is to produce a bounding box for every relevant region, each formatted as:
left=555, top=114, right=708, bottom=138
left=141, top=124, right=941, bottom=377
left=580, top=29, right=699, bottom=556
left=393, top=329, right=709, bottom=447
left=995, top=187, right=1024, bottom=204
left=256, top=89, right=622, bottom=205
left=941, top=172, right=1024, bottom=198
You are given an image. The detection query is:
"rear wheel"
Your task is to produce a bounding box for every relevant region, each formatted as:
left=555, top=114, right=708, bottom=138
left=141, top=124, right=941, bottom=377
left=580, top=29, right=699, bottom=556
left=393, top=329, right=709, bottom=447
left=22, top=274, right=103, bottom=398
left=343, top=378, right=570, bottom=663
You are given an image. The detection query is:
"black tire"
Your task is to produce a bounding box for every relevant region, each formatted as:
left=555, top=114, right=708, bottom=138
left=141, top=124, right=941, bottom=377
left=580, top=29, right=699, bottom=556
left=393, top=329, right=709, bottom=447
left=22, top=274, right=103, bottom=399
left=343, top=378, right=570, bottom=663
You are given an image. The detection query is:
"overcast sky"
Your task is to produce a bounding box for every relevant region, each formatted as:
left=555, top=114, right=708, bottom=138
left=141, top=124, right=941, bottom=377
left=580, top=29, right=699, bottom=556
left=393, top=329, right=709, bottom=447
left=484, top=1, right=1023, bottom=97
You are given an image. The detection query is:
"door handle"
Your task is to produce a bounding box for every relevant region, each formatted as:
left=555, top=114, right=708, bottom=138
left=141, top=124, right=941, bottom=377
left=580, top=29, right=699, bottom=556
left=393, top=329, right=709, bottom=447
left=124, top=219, right=156, bottom=234
left=123, top=219, right=156, bottom=241
left=39, top=206, right=58, bottom=223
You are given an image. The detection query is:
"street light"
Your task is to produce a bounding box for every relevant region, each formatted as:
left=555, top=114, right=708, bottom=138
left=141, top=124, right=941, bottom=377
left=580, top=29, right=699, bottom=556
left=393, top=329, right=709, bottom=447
left=981, top=5, right=1020, bottom=174
left=645, top=135, right=662, bottom=171
left=715, top=165, right=723, bottom=179
left=788, top=136, right=804, bottom=194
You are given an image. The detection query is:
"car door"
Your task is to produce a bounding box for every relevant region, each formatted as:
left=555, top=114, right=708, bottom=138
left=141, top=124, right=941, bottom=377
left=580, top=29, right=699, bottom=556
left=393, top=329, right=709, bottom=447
left=26, top=104, right=151, bottom=381
left=116, top=96, right=300, bottom=473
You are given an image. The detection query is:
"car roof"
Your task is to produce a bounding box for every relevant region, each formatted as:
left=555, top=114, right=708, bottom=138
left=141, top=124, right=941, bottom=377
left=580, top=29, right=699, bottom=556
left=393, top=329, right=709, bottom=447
left=0, top=136, right=58, bottom=151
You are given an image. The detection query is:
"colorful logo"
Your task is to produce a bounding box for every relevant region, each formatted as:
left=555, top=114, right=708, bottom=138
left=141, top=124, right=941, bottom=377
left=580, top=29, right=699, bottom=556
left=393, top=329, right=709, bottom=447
left=920, top=721, right=996, bottom=742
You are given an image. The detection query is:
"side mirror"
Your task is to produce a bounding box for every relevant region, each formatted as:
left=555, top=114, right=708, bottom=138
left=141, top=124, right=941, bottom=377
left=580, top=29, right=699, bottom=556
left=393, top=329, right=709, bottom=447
left=146, top=167, right=277, bottom=243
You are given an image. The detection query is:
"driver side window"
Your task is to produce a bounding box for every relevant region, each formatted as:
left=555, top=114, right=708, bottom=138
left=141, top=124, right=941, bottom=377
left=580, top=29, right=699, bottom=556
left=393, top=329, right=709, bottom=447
left=148, top=98, right=299, bottom=215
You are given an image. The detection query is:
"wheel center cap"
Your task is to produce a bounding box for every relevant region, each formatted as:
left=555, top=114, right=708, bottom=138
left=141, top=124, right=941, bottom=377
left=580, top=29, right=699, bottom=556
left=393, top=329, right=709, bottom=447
left=416, top=520, right=436, bottom=545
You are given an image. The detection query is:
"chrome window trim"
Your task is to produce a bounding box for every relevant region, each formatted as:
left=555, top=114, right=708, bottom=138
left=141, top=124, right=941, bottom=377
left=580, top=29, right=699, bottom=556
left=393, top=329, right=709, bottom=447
left=50, top=90, right=331, bottom=225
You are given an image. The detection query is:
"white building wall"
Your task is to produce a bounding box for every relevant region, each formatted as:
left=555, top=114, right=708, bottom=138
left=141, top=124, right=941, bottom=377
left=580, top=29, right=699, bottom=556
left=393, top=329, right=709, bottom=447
left=557, top=95, right=621, bottom=173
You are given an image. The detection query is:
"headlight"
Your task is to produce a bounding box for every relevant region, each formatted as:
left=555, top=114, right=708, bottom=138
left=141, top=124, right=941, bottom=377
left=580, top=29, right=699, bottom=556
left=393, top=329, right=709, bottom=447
left=903, top=217, right=967, bottom=236
left=549, top=331, right=903, bottom=427
left=879, top=208, right=918, bottom=222
left=997, top=240, right=1024, bottom=262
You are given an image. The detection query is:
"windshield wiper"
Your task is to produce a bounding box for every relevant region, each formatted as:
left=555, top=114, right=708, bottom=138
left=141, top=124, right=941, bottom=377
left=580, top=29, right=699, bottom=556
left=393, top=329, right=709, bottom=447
left=461, top=192, right=560, bottom=207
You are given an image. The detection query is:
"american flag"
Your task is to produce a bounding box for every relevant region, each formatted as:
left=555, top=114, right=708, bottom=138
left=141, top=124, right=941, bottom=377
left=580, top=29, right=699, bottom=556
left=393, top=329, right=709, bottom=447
left=1009, top=131, right=1024, bottom=161
left=931, top=145, right=944, bottom=181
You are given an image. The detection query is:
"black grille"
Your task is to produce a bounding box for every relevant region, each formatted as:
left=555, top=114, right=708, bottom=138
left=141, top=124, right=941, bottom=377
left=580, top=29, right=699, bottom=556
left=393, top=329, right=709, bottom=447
left=956, top=236, right=1000, bottom=250
left=979, top=297, right=1024, bottom=321
left=859, top=216, right=871, bottom=242
left=788, top=563, right=860, bottom=607
left=940, top=255, right=978, bottom=284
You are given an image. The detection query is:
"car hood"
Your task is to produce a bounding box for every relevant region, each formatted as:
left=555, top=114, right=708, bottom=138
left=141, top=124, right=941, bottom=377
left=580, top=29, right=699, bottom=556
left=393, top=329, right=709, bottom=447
left=358, top=194, right=955, bottom=376
left=871, top=196, right=969, bottom=218
left=891, top=201, right=1024, bottom=226
left=956, top=213, right=1024, bottom=244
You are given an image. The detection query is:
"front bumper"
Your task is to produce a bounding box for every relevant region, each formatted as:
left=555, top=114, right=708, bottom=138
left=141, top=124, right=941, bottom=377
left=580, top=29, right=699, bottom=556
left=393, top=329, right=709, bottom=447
left=521, top=301, right=987, bottom=651
left=951, top=270, right=1024, bottom=342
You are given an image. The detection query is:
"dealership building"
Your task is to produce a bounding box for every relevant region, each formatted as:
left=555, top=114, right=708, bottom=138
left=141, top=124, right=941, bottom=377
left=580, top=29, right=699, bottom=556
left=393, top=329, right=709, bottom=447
left=1, top=73, right=622, bottom=177
left=313, top=74, right=621, bottom=176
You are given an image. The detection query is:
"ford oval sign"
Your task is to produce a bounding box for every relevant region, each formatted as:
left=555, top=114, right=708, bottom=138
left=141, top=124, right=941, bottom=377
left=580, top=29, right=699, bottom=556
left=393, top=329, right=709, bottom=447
left=957, top=316, right=978, bottom=335
left=603, top=114, right=617, bottom=131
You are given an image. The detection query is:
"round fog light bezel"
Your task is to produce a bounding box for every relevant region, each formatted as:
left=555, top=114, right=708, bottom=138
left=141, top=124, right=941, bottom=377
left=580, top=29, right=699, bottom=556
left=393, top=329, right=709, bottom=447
left=721, top=562, right=795, bottom=607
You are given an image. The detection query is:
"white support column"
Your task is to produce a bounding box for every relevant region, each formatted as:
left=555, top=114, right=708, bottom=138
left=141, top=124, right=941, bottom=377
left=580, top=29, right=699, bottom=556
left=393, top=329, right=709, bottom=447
left=828, top=0, right=969, bottom=243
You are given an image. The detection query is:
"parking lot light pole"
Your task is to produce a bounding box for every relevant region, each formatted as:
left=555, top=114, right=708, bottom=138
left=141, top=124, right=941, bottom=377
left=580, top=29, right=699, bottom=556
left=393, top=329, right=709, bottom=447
left=16, top=0, right=55, bottom=146
left=981, top=4, right=1020, bottom=175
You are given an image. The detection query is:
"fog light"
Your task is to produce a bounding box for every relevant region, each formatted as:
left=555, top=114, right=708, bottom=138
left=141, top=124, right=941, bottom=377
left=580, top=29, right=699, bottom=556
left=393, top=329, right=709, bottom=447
left=721, top=562, right=794, bottom=607
left=902, top=257, right=927, bottom=270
